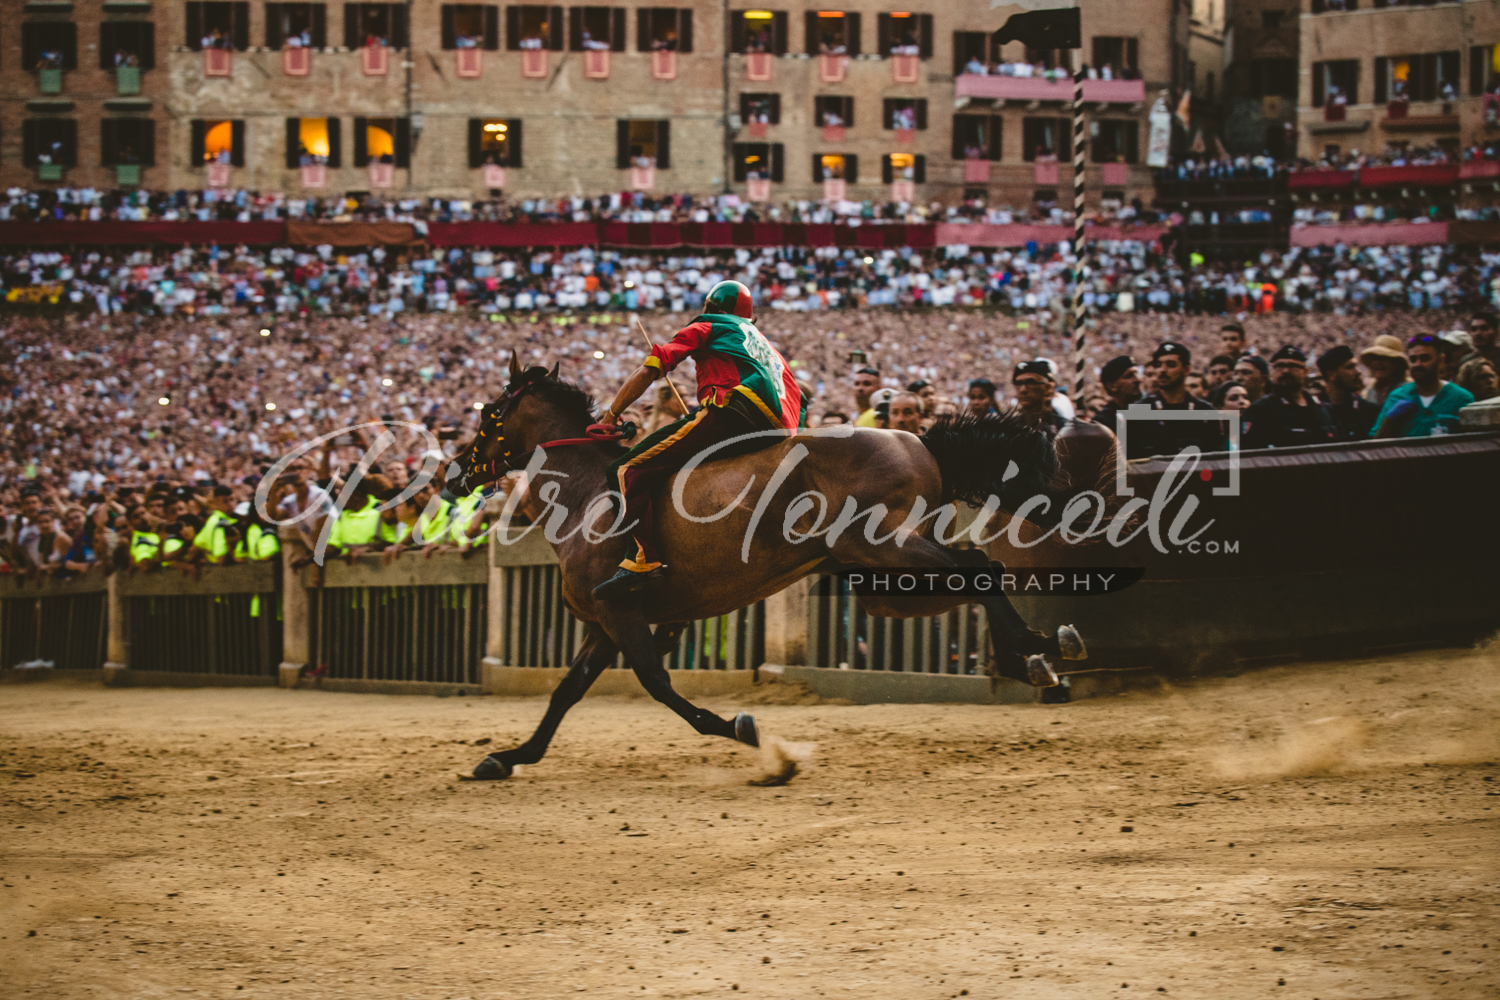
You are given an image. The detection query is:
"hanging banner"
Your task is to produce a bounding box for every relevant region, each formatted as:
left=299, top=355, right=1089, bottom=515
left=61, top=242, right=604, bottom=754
left=1147, top=97, right=1171, bottom=168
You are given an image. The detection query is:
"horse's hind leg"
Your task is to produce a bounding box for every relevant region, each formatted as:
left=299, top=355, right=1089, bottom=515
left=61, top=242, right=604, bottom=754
left=467, top=623, right=618, bottom=780
left=607, top=617, right=757, bottom=746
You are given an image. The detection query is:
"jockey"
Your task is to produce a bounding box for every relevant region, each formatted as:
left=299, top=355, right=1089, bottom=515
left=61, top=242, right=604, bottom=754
left=592, top=280, right=802, bottom=602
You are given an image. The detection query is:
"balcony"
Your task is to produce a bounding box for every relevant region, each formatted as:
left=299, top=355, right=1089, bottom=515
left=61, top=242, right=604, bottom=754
left=39, top=68, right=63, bottom=94
left=116, top=66, right=140, bottom=95
left=954, top=75, right=1144, bottom=105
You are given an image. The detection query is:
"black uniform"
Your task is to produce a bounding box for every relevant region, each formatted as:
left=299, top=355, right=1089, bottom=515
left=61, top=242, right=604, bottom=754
left=1320, top=394, right=1381, bottom=442
left=1242, top=392, right=1340, bottom=450
left=1091, top=401, right=1131, bottom=438
left=1120, top=394, right=1226, bottom=460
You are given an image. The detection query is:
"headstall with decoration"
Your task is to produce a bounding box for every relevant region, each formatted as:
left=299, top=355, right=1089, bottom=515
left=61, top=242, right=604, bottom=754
left=458, top=373, right=635, bottom=490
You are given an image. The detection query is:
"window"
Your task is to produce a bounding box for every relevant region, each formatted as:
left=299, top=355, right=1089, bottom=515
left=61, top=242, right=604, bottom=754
left=285, top=117, right=341, bottom=167
left=730, top=10, right=786, bottom=55
left=815, top=96, right=854, bottom=128
left=953, top=31, right=993, bottom=76
left=616, top=119, right=670, bottom=168
left=343, top=3, right=409, bottom=48
left=22, top=22, right=78, bottom=71
left=444, top=5, right=500, bottom=49
left=190, top=119, right=246, bottom=165
left=805, top=11, right=860, bottom=56
left=638, top=8, right=692, bottom=52
left=1472, top=45, right=1500, bottom=96
left=506, top=5, right=563, bottom=50
left=100, top=22, right=156, bottom=69
left=265, top=3, right=327, bottom=49
left=1234, top=58, right=1297, bottom=98
left=23, top=119, right=78, bottom=167
left=813, top=153, right=857, bottom=182
left=882, top=98, right=927, bottom=131
left=1261, top=11, right=1284, bottom=29
left=1091, top=119, right=1138, bottom=164
left=468, top=118, right=523, bottom=166
left=1022, top=117, right=1068, bottom=161
left=1091, top=37, right=1138, bottom=77
left=1310, top=0, right=1357, bottom=12
left=877, top=13, right=932, bottom=58
left=354, top=117, right=411, bottom=167
left=952, top=114, right=1001, bottom=161
left=740, top=93, right=780, bottom=125
left=1376, top=52, right=1461, bottom=103
left=102, top=119, right=155, bottom=166
left=1312, top=60, right=1360, bottom=106
left=186, top=2, right=251, bottom=51
left=881, top=152, right=925, bottom=183
left=567, top=6, right=622, bottom=51
left=732, top=143, right=784, bottom=181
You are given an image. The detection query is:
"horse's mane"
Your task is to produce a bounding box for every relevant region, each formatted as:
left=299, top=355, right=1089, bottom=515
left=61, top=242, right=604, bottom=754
left=513, top=367, right=599, bottom=424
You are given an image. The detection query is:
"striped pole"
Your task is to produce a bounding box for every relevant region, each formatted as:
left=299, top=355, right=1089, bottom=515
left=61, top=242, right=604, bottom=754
left=1071, top=52, right=1088, bottom=401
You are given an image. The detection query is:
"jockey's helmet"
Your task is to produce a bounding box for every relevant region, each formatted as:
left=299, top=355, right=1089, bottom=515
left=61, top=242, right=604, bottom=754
left=704, top=279, right=754, bottom=319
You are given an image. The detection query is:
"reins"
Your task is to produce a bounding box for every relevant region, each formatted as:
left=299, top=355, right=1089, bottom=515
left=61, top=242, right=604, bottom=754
left=462, top=375, right=635, bottom=485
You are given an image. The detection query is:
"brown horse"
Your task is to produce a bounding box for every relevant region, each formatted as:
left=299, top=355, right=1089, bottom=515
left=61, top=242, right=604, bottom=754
left=448, top=357, right=1086, bottom=780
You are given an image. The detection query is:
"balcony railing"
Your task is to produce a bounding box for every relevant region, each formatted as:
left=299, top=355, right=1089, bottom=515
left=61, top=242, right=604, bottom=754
left=955, top=75, right=1145, bottom=105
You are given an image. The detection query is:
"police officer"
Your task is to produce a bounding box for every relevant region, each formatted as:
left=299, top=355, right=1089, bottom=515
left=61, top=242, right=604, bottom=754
left=1315, top=345, right=1380, bottom=441
left=1243, top=345, right=1339, bottom=450
left=191, top=485, right=239, bottom=565
left=1091, top=355, right=1141, bottom=435
left=1123, top=342, right=1225, bottom=460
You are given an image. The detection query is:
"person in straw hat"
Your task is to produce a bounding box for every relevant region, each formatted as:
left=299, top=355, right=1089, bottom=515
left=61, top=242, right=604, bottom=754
left=1358, top=334, right=1409, bottom=408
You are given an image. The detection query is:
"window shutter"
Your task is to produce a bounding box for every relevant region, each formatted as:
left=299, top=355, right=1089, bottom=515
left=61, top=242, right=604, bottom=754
left=637, top=9, right=651, bottom=53
left=326, top=117, right=342, bottom=167
left=187, top=2, right=203, bottom=49
left=285, top=117, right=301, bottom=168
left=1348, top=61, right=1359, bottom=104
left=1125, top=124, right=1137, bottom=164
left=810, top=152, right=821, bottom=182
left=265, top=3, right=284, bottom=49
left=140, top=22, right=157, bottom=69
left=23, top=120, right=40, bottom=166
left=311, top=5, right=326, bottom=47
left=1472, top=46, right=1485, bottom=97
left=611, top=8, right=625, bottom=52
left=508, top=118, right=522, bottom=166
left=881, top=154, right=893, bottom=184
left=102, top=120, right=119, bottom=166
left=139, top=119, right=156, bottom=166
left=655, top=119, right=670, bottom=169
left=950, top=31, right=962, bottom=76
left=484, top=6, right=500, bottom=49
left=230, top=119, right=246, bottom=166
left=191, top=119, right=208, bottom=164
left=770, top=93, right=781, bottom=124
left=882, top=99, right=894, bottom=130
left=442, top=5, right=458, bottom=49
left=345, top=4, right=360, bottom=49
left=353, top=116, right=369, bottom=166
left=951, top=116, right=965, bottom=160
left=468, top=118, right=483, bottom=167
left=569, top=7, right=582, bottom=52
left=771, top=11, right=786, bottom=55
left=391, top=4, right=409, bottom=47
left=99, top=23, right=115, bottom=70
left=770, top=143, right=783, bottom=183
left=918, top=14, right=932, bottom=60
left=732, top=145, right=747, bottom=183
left=804, top=12, right=818, bottom=56
left=876, top=14, right=890, bottom=58
left=913, top=154, right=925, bottom=183
left=506, top=6, right=520, bottom=49
left=730, top=11, right=745, bottom=54
left=1312, top=62, right=1325, bottom=107
left=1127, top=38, right=1138, bottom=72
left=915, top=99, right=927, bottom=130
left=989, top=115, right=1002, bottom=160
left=678, top=9, right=692, bottom=53
left=233, top=2, right=251, bottom=50
left=846, top=12, right=860, bottom=56
left=844, top=154, right=857, bottom=184
left=616, top=119, right=630, bottom=168
left=394, top=118, right=411, bottom=168
left=1374, top=56, right=1387, bottom=103
left=548, top=6, right=563, bottom=50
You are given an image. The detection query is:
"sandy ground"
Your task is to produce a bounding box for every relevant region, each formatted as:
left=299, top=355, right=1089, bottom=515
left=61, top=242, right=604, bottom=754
left=0, top=646, right=1496, bottom=1000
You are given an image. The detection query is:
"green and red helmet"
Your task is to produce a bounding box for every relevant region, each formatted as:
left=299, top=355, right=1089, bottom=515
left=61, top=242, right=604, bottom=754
left=704, top=279, right=754, bottom=319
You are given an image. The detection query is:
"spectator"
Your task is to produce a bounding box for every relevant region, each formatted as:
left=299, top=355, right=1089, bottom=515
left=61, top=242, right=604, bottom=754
left=1316, top=345, right=1381, bottom=441
left=852, top=367, right=881, bottom=428
left=905, top=379, right=938, bottom=418
left=886, top=391, right=924, bottom=434
left=1219, top=322, right=1248, bottom=361
left=817, top=412, right=849, bottom=427
left=190, top=485, right=239, bottom=565
left=1462, top=311, right=1499, bottom=369
left=1454, top=357, right=1498, bottom=401
left=1216, top=382, right=1250, bottom=410
left=966, top=378, right=999, bottom=417
left=326, top=473, right=392, bottom=560
left=1243, top=346, right=1338, bottom=449
left=1206, top=354, right=1235, bottom=392
left=59, top=506, right=97, bottom=574
left=125, top=505, right=162, bottom=570
left=1124, top=343, right=1223, bottom=460
left=1359, top=335, right=1410, bottom=407
left=1185, top=372, right=1207, bottom=399
left=869, top=387, right=898, bottom=429
left=1371, top=335, right=1476, bottom=438
left=1012, top=362, right=1066, bottom=435
left=1232, top=355, right=1270, bottom=402
left=1091, top=355, right=1141, bottom=434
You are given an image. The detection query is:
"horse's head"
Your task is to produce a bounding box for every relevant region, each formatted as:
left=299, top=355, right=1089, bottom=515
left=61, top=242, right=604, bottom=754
left=446, top=352, right=593, bottom=495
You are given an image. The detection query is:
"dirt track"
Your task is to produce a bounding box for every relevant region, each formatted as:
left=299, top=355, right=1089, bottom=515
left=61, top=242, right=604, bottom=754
left=1, top=646, right=1496, bottom=1000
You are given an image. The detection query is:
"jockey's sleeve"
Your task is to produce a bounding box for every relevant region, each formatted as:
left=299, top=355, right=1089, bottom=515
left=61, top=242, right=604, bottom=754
left=643, top=321, right=712, bottom=374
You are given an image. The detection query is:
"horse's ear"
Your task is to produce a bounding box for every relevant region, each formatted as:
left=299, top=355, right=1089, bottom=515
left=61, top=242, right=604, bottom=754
left=508, top=349, right=523, bottom=381
left=547, top=362, right=560, bottom=381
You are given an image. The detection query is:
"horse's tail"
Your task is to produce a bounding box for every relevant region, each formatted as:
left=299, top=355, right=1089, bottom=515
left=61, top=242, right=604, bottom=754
left=920, top=411, right=1060, bottom=514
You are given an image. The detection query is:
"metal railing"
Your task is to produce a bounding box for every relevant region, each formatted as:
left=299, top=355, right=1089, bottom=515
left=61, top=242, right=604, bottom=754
left=807, top=575, right=989, bottom=674
left=0, top=574, right=108, bottom=671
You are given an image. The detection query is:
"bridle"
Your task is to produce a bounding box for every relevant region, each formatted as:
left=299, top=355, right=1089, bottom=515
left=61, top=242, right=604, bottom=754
left=458, top=374, right=633, bottom=489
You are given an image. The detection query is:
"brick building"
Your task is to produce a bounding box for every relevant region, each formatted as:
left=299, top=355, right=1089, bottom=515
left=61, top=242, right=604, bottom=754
left=1222, top=0, right=1300, bottom=156
left=2, top=1, right=1190, bottom=207
left=1298, top=0, right=1500, bottom=161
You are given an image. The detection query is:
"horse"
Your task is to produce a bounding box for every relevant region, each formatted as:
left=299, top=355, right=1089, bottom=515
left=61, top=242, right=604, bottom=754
left=447, top=356, right=1087, bottom=780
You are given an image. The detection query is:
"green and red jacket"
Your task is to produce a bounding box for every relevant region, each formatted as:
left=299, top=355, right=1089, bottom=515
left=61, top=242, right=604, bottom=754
left=645, top=313, right=804, bottom=429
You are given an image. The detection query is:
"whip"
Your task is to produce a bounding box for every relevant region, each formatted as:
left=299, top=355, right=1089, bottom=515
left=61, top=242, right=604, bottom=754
left=633, top=316, right=689, bottom=414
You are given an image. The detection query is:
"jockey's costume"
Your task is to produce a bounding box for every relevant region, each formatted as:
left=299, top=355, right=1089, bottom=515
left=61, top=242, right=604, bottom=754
left=593, top=280, right=802, bottom=602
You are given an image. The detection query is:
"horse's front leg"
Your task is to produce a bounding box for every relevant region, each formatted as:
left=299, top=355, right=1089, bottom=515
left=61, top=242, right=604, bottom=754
left=466, top=622, right=618, bottom=780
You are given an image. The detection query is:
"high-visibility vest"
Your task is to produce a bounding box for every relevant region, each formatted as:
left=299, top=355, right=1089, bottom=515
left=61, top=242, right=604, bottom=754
left=130, top=529, right=161, bottom=563
left=449, top=491, right=488, bottom=546
left=193, top=510, right=233, bottom=560
left=328, top=496, right=381, bottom=549
left=233, top=523, right=281, bottom=561
left=379, top=518, right=411, bottom=545
left=415, top=499, right=452, bottom=545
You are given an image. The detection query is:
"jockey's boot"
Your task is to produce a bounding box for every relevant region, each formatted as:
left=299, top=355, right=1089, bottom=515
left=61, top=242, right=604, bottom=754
left=591, top=564, right=668, bottom=603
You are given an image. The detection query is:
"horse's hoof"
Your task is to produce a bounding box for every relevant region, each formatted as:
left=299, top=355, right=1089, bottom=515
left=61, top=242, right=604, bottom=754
left=460, top=755, right=513, bottom=781
left=733, top=712, right=760, bottom=748
left=1057, top=624, right=1087, bottom=661
left=1026, top=655, right=1060, bottom=688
